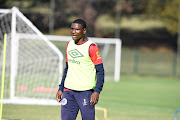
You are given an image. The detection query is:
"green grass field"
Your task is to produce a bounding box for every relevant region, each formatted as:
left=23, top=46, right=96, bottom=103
left=2, top=75, right=180, bottom=120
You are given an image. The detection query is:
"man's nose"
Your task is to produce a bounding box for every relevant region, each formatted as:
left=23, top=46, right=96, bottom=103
left=72, top=29, right=76, bottom=33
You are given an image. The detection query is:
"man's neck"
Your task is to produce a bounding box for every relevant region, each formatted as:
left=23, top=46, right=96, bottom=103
left=75, top=37, right=86, bottom=44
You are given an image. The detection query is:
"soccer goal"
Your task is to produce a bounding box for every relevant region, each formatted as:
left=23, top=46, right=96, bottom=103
left=0, top=7, right=63, bottom=105
left=46, top=35, right=122, bottom=82
left=0, top=7, right=121, bottom=106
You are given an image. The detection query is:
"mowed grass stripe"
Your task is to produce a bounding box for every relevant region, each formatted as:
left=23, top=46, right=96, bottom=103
left=2, top=75, right=180, bottom=120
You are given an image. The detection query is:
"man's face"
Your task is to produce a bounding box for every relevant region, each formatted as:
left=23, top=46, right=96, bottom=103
left=71, top=23, right=86, bottom=41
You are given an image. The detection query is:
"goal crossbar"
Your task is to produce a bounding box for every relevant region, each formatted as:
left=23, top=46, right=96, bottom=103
left=46, top=35, right=122, bottom=82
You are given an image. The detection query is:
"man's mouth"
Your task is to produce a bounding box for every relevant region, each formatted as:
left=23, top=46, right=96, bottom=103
left=72, top=35, right=77, bottom=39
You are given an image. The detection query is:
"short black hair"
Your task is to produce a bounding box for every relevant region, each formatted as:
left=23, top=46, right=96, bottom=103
left=72, top=19, right=86, bottom=29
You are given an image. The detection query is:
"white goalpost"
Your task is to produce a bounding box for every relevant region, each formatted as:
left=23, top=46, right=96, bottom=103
left=46, top=35, right=122, bottom=82
left=0, top=7, right=63, bottom=105
left=0, top=7, right=121, bottom=106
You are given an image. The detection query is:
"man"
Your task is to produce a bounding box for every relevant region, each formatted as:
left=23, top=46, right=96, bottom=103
left=56, top=19, right=104, bottom=120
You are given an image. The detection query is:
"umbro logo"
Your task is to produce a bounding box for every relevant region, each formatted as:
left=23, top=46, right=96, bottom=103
left=68, top=49, right=84, bottom=58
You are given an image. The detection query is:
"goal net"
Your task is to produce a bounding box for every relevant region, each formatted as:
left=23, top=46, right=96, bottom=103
left=0, top=7, right=121, bottom=106
left=0, top=7, right=63, bottom=105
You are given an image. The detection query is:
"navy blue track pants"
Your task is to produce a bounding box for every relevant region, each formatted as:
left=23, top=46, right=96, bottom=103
left=61, top=90, right=95, bottom=120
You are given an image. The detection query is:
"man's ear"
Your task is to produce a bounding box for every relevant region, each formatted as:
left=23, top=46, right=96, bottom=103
left=83, top=28, right=86, bottom=34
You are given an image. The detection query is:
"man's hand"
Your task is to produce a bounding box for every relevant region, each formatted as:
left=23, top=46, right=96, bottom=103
left=90, top=92, right=99, bottom=106
left=56, top=90, right=63, bottom=103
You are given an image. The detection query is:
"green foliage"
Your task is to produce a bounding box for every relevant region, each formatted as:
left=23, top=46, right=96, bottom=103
left=120, top=16, right=164, bottom=31
left=53, top=28, right=71, bottom=36
left=94, top=14, right=116, bottom=37
left=146, top=0, right=180, bottom=34
left=94, top=14, right=165, bottom=37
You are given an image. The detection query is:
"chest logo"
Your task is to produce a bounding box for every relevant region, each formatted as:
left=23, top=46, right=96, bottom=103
left=96, top=51, right=101, bottom=57
left=68, top=49, right=84, bottom=58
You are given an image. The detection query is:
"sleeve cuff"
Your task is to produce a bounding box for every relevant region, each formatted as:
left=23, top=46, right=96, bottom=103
left=58, top=86, right=64, bottom=91
left=94, top=88, right=101, bottom=94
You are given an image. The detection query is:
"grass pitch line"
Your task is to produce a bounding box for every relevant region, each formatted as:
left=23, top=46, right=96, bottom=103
left=2, top=119, right=24, bottom=120
left=174, top=109, right=180, bottom=120
left=95, top=107, right=109, bottom=120
left=0, top=34, right=7, bottom=120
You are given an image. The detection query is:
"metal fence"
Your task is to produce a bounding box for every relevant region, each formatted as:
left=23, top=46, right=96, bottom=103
left=121, top=47, right=180, bottom=77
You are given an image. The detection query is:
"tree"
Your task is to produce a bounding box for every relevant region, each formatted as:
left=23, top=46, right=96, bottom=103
left=146, top=0, right=180, bottom=35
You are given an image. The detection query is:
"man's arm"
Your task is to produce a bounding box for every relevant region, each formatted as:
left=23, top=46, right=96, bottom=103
left=58, top=62, right=68, bottom=91
left=56, top=62, right=68, bottom=103
left=56, top=42, right=69, bottom=103
left=94, top=63, right=104, bottom=93
left=90, top=63, right=104, bottom=105
left=89, top=44, right=104, bottom=105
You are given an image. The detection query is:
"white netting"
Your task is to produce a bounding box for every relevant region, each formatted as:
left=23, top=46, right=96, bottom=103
left=0, top=7, right=63, bottom=105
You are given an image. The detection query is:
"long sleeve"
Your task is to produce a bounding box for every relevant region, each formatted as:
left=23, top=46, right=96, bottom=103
left=95, top=63, right=104, bottom=93
left=89, top=44, right=104, bottom=94
left=58, top=62, right=68, bottom=91
left=58, top=42, right=69, bottom=91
